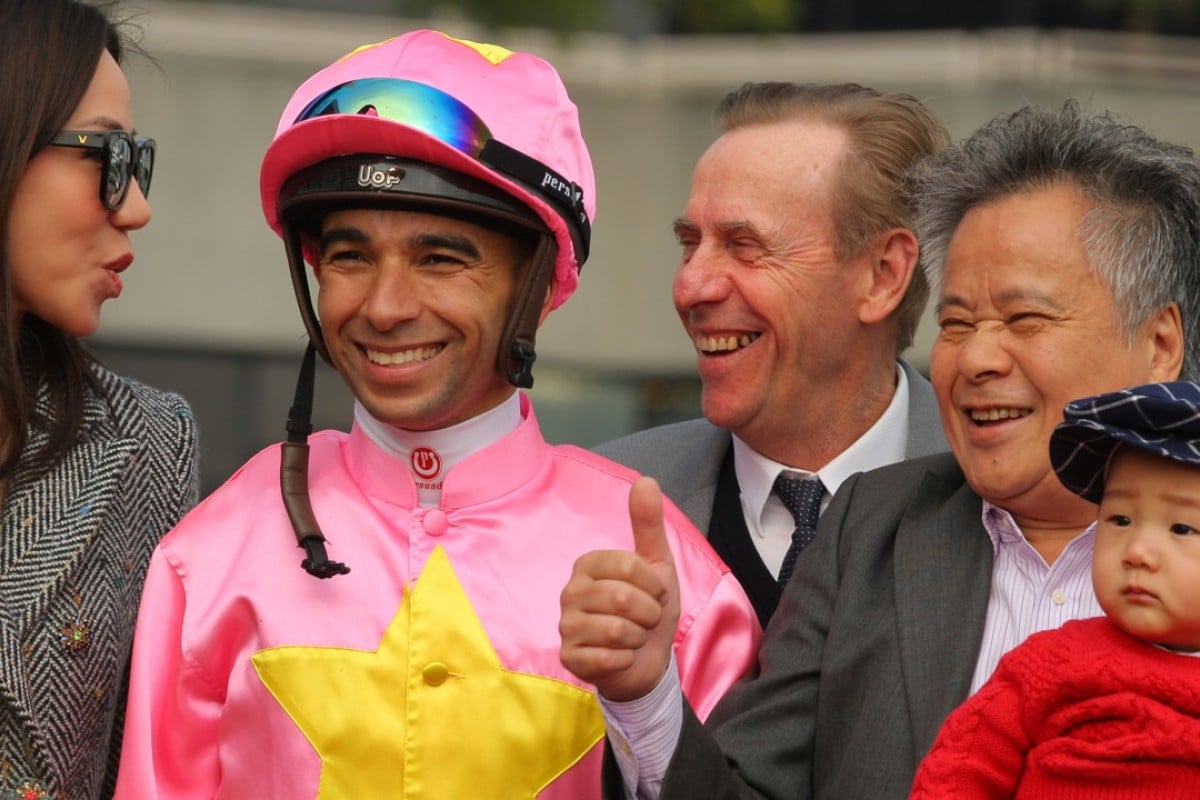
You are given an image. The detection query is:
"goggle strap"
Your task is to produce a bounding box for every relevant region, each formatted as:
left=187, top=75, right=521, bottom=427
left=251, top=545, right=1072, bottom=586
left=480, top=139, right=590, bottom=266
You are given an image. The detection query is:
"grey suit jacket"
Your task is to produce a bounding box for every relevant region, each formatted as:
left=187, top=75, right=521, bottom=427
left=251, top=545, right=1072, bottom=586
left=594, top=360, right=947, bottom=533
left=0, top=366, right=199, bottom=799
left=607, top=451, right=994, bottom=800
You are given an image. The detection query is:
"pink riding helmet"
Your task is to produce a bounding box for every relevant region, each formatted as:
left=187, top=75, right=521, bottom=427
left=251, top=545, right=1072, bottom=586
left=259, top=29, right=595, bottom=311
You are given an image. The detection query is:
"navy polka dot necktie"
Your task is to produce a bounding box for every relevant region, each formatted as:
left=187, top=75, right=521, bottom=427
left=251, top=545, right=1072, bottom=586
left=773, top=474, right=824, bottom=587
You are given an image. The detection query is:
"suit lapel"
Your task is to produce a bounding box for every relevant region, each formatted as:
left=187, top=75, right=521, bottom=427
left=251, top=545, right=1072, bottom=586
left=678, top=479, right=718, bottom=535
left=670, top=426, right=728, bottom=534
left=0, top=436, right=138, bottom=627
left=893, top=471, right=992, bottom=758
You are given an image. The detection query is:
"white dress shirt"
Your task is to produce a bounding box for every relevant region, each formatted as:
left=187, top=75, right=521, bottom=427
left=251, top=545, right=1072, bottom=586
left=732, top=363, right=911, bottom=577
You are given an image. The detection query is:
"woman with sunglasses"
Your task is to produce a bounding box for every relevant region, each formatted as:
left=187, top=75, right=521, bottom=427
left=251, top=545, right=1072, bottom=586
left=0, top=1, right=199, bottom=797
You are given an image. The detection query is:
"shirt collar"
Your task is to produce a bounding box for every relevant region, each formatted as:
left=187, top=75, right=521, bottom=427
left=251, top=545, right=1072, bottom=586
left=347, top=392, right=552, bottom=509
left=980, top=498, right=1099, bottom=552
left=354, top=391, right=522, bottom=506
left=734, top=363, right=911, bottom=531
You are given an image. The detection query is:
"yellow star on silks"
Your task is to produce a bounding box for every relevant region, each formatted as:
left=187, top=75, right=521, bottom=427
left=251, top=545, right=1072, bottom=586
left=251, top=545, right=604, bottom=799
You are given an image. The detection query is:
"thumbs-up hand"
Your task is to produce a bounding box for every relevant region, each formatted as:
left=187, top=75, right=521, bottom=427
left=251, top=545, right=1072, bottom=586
left=560, top=477, right=681, bottom=702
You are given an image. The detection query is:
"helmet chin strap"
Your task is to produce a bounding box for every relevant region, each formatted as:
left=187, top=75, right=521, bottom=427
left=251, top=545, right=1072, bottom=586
left=278, top=222, right=350, bottom=578
left=281, top=342, right=351, bottom=578
left=498, top=233, right=558, bottom=388
left=283, top=222, right=332, bottom=366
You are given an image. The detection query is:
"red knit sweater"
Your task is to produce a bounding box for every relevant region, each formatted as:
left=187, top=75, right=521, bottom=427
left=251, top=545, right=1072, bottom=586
left=910, top=617, right=1200, bottom=799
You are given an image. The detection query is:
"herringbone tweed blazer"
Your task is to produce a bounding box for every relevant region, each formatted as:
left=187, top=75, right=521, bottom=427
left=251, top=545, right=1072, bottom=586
left=0, top=365, right=198, bottom=800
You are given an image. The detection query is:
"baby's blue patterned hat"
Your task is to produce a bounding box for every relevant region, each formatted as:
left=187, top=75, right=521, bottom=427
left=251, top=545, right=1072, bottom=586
left=1051, top=381, right=1200, bottom=504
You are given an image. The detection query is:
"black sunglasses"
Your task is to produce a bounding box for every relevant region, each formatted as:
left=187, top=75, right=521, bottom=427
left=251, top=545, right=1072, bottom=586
left=50, top=129, right=155, bottom=210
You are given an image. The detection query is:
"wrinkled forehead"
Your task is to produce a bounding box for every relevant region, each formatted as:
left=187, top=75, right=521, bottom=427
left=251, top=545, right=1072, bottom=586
left=938, top=185, right=1105, bottom=309
left=694, top=121, right=849, bottom=196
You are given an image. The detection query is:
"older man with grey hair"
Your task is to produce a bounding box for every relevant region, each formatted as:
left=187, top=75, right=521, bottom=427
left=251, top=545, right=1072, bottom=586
left=559, top=99, right=1200, bottom=800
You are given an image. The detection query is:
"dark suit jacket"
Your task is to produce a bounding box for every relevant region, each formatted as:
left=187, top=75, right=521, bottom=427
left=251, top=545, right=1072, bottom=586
left=602, top=451, right=994, bottom=799
left=0, top=366, right=199, bottom=799
left=594, top=360, right=948, bottom=534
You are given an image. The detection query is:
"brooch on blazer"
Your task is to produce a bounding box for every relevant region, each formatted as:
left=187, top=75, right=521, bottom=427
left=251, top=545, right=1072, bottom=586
left=58, top=588, right=90, bottom=654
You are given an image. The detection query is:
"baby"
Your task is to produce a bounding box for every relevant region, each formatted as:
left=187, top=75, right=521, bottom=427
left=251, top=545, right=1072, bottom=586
left=910, top=380, right=1200, bottom=799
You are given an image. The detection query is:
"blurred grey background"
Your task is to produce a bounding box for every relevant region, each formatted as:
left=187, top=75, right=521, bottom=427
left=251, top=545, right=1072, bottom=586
left=95, top=0, right=1200, bottom=493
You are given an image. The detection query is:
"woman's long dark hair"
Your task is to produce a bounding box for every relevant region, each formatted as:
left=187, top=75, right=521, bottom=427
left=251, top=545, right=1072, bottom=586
left=0, top=0, right=131, bottom=483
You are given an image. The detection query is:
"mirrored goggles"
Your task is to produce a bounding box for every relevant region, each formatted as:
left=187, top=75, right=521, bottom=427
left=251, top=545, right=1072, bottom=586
left=51, top=129, right=155, bottom=210
left=295, top=77, right=590, bottom=264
